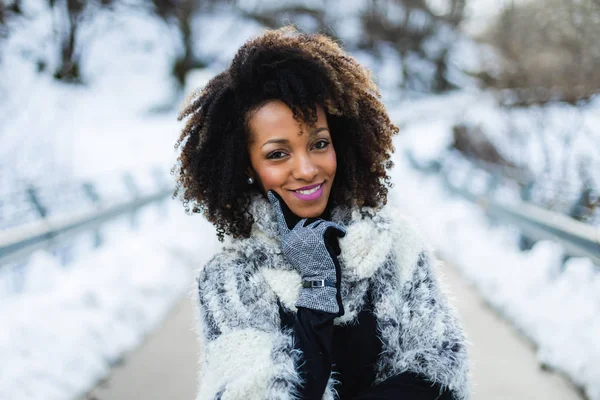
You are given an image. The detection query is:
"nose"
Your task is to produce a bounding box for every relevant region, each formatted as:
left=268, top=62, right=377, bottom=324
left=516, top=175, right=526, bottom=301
left=292, top=152, right=319, bottom=182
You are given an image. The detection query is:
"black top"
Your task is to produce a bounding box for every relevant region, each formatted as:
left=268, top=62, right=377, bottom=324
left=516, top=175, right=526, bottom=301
left=279, top=291, right=455, bottom=400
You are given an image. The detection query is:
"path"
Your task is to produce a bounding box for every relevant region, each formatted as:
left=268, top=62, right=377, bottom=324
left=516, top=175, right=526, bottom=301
left=84, top=263, right=583, bottom=400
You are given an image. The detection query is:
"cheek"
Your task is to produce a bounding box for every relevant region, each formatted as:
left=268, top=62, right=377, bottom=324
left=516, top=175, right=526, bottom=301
left=256, top=166, right=287, bottom=190
left=327, top=148, right=337, bottom=176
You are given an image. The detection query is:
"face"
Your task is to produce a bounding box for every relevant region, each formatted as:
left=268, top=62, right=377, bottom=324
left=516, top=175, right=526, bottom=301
left=247, top=100, right=337, bottom=219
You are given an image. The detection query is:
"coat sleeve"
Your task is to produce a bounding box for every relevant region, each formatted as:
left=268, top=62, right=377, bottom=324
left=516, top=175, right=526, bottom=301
left=284, top=307, right=336, bottom=400
left=377, top=214, right=471, bottom=400
left=192, top=251, right=303, bottom=400
left=398, top=249, right=470, bottom=399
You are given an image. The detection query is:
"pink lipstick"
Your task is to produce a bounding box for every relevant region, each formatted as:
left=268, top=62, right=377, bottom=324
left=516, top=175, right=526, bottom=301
left=291, top=182, right=324, bottom=201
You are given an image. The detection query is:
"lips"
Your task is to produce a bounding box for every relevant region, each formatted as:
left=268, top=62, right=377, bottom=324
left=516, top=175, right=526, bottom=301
left=291, top=182, right=324, bottom=201
left=292, top=182, right=324, bottom=192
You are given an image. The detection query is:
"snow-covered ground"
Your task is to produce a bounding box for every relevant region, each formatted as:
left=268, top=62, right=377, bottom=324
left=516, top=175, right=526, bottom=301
left=387, top=92, right=600, bottom=400
left=0, top=2, right=220, bottom=399
left=0, top=202, right=220, bottom=400
left=1, top=1, right=599, bottom=399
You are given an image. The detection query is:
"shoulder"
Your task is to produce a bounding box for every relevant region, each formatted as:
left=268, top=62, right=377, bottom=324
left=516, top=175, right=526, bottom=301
left=340, top=201, right=428, bottom=244
left=198, top=234, right=276, bottom=277
left=379, top=203, right=433, bottom=264
left=338, top=201, right=431, bottom=280
left=197, top=247, right=239, bottom=279
left=195, top=236, right=285, bottom=302
left=195, top=242, right=256, bottom=292
left=378, top=203, right=435, bottom=285
left=194, top=243, right=281, bottom=332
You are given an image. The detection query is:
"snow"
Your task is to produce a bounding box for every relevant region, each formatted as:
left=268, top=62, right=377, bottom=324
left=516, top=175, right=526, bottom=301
left=0, top=0, right=182, bottom=227
left=1, top=1, right=599, bottom=399
left=454, top=97, right=600, bottom=225
left=0, top=204, right=220, bottom=400
left=0, top=2, right=221, bottom=399
left=387, top=91, right=600, bottom=400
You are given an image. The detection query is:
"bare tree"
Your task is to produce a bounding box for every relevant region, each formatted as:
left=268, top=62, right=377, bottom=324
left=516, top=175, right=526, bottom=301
left=238, top=4, right=336, bottom=40
left=233, top=0, right=465, bottom=92
left=53, top=0, right=85, bottom=82
left=1, top=0, right=22, bottom=30
left=359, top=0, right=466, bottom=92
left=481, top=0, right=600, bottom=105
left=49, top=0, right=114, bottom=82
left=152, top=0, right=233, bottom=87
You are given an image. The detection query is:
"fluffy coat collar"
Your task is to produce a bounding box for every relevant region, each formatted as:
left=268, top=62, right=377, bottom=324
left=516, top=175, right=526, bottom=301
left=240, top=192, right=396, bottom=282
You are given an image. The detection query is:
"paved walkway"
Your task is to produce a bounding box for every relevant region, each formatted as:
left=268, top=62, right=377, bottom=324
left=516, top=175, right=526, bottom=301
left=84, top=264, right=583, bottom=400
left=441, top=265, right=583, bottom=400
left=84, top=297, right=199, bottom=400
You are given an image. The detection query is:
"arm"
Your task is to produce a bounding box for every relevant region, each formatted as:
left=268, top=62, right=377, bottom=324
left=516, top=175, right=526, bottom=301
left=355, top=371, right=454, bottom=400
left=266, top=190, right=346, bottom=400
left=194, top=252, right=303, bottom=400
left=390, top=248, right=470, bottom=400
left=281, top=307, right=336, bottom=400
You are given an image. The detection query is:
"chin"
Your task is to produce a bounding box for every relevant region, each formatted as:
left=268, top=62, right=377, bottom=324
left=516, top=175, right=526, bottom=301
left=290, top=206, right=325, bottom=219
left=268, top=184, right=332, bottom=219
left=285, top=196, right=329, bottom=219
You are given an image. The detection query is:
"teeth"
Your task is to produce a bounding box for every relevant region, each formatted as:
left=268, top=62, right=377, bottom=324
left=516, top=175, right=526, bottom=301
left=296, top=184, right=321, bottom=195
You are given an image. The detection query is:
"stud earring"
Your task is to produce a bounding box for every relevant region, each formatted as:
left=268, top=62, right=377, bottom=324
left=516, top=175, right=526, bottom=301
left=247, top=177, right=254, bottom=184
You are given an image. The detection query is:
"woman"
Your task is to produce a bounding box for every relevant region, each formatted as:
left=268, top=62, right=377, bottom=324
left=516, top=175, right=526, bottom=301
left=174, top=27, right=470, bottom=400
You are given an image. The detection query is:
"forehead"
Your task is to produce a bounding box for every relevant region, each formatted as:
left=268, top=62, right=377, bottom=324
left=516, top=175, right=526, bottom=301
left=248, top=100, right=328, bottom=144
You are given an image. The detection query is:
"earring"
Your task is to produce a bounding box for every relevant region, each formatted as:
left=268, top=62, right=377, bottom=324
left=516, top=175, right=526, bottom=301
left=247, top=177, right=254, bottom=184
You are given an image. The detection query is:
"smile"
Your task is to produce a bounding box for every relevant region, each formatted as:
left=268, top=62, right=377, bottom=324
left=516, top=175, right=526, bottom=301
left=291, top=182, right=325, bottom=201
left=294, top=183, right=322, bottom=195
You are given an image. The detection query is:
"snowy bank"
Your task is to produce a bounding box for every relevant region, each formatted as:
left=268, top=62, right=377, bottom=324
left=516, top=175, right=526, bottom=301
left=0, top=204, right=219, bottom=400
left=388, top=92, right=600, bottom=400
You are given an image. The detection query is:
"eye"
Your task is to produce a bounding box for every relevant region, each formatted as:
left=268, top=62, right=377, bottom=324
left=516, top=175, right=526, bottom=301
left=267, top=150, right=287, bottom=160
left=313, top=140, right=330, bottom=150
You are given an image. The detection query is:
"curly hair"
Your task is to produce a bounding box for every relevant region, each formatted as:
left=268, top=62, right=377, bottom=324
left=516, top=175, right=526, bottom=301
left=173, top=26, right=398, bottom=242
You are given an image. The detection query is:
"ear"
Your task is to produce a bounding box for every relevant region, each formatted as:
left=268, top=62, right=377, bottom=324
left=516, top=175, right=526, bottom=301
left=246, top=166, right=256, bottom=179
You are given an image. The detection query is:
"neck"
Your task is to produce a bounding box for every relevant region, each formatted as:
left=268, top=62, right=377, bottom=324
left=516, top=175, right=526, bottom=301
left=247, top=193, right=350, bottom=239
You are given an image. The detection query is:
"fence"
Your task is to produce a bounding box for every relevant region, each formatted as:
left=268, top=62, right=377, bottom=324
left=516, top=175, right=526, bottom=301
left=406, top=150, right=600, bottom=266
left=0, top=167, right=173, bottom=268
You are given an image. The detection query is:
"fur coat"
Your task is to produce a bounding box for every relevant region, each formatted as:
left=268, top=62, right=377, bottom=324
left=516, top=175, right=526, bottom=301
left=192, top=193, right=471, bottom=400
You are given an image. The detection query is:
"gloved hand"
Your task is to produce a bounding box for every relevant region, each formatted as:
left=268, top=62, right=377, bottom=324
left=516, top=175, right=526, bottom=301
left=267, top=190, right=346, bottom=315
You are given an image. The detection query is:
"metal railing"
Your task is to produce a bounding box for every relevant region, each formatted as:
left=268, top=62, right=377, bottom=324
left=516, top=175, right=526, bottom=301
left=0, top=168, right=173, bottom=267
left=406, top=150, right=600, bottom=265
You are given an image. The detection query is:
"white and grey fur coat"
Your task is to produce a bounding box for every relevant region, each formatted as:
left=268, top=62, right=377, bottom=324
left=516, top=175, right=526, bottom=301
left=192, top=193, right=470, bottom=400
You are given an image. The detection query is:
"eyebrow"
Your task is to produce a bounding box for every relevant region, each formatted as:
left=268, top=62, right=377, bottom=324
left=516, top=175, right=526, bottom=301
left=261, top=127, right=330, bottom=148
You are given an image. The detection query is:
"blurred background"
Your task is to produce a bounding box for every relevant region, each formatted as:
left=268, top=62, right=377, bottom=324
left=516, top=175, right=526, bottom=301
left=0, top=0, right=599, bottom=399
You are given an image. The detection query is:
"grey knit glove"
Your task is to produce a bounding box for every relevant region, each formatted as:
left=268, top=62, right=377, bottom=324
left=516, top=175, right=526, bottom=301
left=267, top=190, right=346, bottom=315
